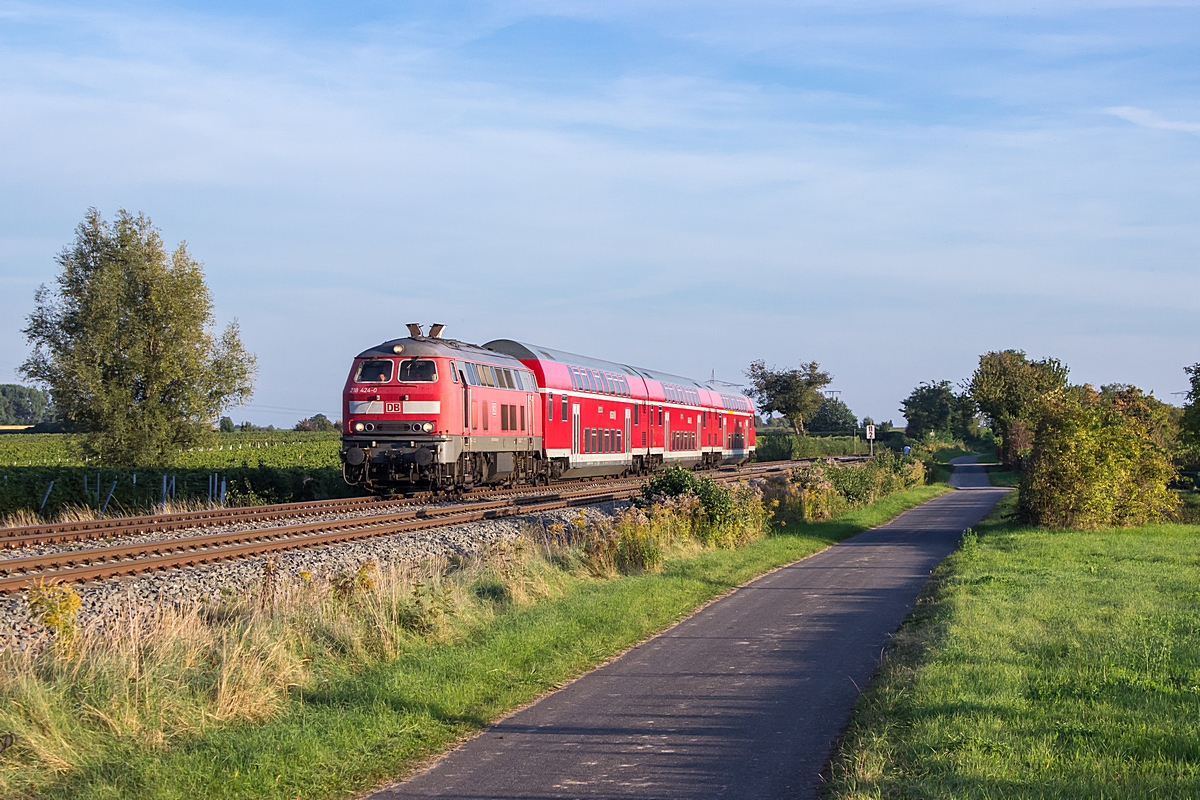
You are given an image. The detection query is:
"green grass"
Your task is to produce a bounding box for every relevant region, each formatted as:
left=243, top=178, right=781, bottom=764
left=826, top=491, right=1200, bottom=800
left=930, top=445, right=976, bottom=463
left=984, top=466, right=1019, bottom=487
left=25, top=485, right=950, bottom=800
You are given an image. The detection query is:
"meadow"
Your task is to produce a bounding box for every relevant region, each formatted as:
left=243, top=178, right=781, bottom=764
left=826, top=489, right=1200, bottom=799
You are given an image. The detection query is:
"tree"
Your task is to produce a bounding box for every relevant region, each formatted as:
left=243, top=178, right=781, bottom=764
left=20, top=208, right=256, bottom=465
left=295, top=413, right=339, bottom=432
left=1020, top=384, right=1178, bottom=528
left=968, top=350, right=1069, bottom=467
left=807, top=397, right=857, bottom=434
left=219, top=416, right=236, bottom=433
left=901, top=381, right=977, bottom=440
left=0, top=385, right=52, bottom=426
left=1182, top=363, right=1200, bottom=450
left=744, top=360, right=832, bottom=436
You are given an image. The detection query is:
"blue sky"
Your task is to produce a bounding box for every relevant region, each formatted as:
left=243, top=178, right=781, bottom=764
left=1, top=0, right=1197, bottom=426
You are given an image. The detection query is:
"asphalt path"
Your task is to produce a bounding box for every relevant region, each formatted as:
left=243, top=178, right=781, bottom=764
left=371, top=457, right=1008, bottom=800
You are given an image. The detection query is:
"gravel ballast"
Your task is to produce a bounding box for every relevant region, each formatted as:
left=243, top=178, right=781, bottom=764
left=0, top=501, right=629, bottom=649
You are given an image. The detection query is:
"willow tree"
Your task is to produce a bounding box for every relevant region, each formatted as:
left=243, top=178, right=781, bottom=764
left=20, top=208, right=256, bottom=464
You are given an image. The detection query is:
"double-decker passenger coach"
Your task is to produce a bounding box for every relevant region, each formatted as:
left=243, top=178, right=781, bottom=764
left=340, top=324, right=756, bottom=494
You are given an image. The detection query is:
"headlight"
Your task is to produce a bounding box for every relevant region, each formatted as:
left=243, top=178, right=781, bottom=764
left=354, top=422, right=365, bottom=432
left=422, top=422, right=434, bottom=433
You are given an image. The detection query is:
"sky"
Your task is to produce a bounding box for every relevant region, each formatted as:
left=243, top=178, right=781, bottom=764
left=1, top=0, right=1197, bottom=427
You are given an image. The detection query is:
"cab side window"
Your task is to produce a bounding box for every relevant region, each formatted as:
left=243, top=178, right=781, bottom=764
left=355, top=359, right=393, bottom=383
left=398, top=359, right=437, bottom=382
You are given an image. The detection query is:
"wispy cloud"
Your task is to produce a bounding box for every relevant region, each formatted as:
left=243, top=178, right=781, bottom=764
left=1106, top=106, right=1200, bottom=134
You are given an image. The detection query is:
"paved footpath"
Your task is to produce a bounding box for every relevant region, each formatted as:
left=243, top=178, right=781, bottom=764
left=371, top=458, right=1007, bottom=800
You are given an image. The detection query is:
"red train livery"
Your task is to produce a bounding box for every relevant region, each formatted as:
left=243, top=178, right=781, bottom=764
left=340, top=325, right=756, bottom=492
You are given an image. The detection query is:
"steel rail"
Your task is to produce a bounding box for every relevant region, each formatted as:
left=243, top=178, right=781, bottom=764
left=0, top=485, right=641, bottom=593
left=2, top=457, right=861, bottom=550
left=0, top=478, right=627, bottom=549
left=0, top=461, right=819, bottom=594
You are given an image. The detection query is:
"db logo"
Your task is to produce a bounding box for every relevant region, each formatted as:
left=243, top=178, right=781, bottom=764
left=384, top=402, right=402, bottom=413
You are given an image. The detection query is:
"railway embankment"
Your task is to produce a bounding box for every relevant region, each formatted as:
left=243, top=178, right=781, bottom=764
left=0, top=455, right=937, bottom=799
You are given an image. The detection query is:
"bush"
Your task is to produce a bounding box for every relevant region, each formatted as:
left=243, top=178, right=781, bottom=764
left=642, top=466, right=734, bottom=524
left=1020, top=387, right=1179, bottom=528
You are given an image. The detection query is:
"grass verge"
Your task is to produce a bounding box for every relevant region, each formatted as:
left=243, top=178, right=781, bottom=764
left=10, top=485, right=949, bottom=800
left=825, top=491, right=1200, bottom=799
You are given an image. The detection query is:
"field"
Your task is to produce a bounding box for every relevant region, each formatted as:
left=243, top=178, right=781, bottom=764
left=0, top=432, right=347, bottom=520
left=0, top=432, right=340, bottom=469
left=826, top=490, right=1200, bottom=799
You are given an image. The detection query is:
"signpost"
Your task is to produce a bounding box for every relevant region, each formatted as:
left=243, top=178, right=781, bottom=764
left=865, top=424, right=875, bottom=457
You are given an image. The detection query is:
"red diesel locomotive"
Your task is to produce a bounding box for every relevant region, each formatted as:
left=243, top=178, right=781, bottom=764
left=340, top=324, right=756, bottom=492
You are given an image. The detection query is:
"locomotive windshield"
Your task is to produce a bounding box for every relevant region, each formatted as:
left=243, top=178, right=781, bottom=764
left=355, top=359, right=393, bottom=383
left=399, top=359, right=438, bottom=382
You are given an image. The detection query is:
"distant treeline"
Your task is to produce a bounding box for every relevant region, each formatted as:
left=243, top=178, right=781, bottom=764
left=0, top=384, right=53, bottom=427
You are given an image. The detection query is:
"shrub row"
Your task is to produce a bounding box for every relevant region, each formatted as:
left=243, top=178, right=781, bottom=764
left=753, top=433, right=863, bottom=462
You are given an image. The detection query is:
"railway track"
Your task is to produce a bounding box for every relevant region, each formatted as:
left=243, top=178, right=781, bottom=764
left=0, top=457, right=864, bottom=594
left=0, top=475, right=645, bottom=551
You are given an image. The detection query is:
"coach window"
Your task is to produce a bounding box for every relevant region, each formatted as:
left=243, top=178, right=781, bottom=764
left=658, top=406, right=663, bottom=426
left=520, top=404, right=526, bottom=431
left=466, top=363, right=479, bottom=385
left=561, top=394, right=568, bottom=422
left=548, top=394, right=555, bottom=421
left=398, top=359, right=437, bottom=383
left=633, top=404, right=639, bottom=425
left=355, top=359, right=393, bottom=383
left=449, top=361, right=458, bottom=382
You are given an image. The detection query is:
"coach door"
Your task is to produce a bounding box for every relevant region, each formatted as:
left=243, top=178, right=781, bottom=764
left=527, top=395, right=535, bottom=446
left=461, top=370, right=470, bottom=434
left=572, top=403, right=581, bottom=456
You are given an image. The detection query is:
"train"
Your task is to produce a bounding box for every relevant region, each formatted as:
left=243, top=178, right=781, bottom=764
left=340, top=323, right=756, bottom=493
